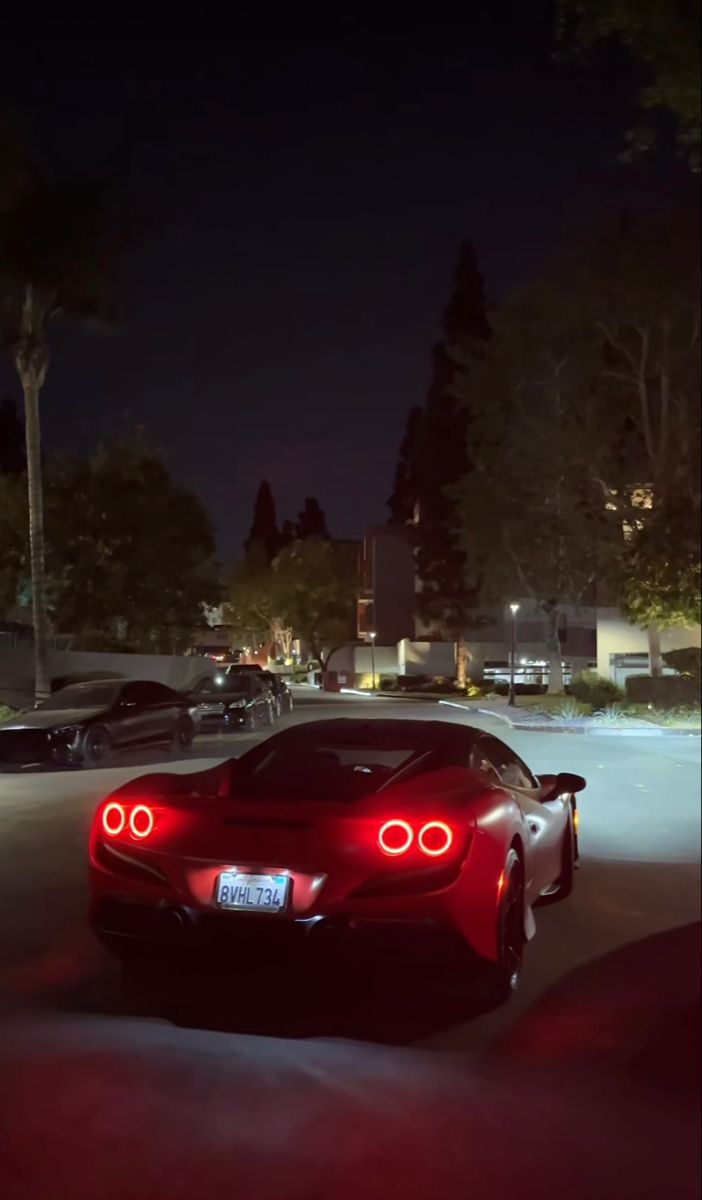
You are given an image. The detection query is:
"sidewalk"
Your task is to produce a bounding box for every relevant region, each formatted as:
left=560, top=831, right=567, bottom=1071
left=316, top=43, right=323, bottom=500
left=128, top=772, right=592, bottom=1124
left=437, top=699, right=701, bottom=737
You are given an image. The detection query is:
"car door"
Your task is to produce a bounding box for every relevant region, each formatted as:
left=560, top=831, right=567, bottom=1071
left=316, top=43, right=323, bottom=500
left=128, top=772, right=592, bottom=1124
left=112, top=682, right=149, bottom=747
left=475, top=734, right=564, bottom=901
left=253, top=675, right=272, bottom=721
left=135, top=681, right=181, bottom=742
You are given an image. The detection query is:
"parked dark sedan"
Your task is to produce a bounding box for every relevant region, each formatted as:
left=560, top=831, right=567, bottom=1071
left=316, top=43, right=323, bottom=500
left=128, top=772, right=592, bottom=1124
left=0, top=679, right=194, bottom=771
left=225, top=666, right=293, bottom=717
left=187, top=671, right=276, bottom=733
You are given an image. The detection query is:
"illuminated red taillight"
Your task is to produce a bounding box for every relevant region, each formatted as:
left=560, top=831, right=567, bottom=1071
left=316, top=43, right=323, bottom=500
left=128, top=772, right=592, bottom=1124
left=129, top=805, right=154, bottom=840
left=378, top=819, right=414, bottom=856
left=418, top=821, right=454, bottom=857
left=102, top=802, right=126, bottom=837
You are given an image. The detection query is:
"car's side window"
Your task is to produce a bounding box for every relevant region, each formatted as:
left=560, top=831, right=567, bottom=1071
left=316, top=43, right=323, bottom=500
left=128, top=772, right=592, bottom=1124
left=120, top=682, right=141, bottom=707
left=478, top=736, right=536, bottom=790
left=470, top=742, right=501, bottom=784
left=132, top=682, right=175, bottom=706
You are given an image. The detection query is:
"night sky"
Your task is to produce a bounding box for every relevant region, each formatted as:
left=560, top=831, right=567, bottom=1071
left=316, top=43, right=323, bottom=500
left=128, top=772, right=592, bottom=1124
left=1, top=5, right=695, bottom=559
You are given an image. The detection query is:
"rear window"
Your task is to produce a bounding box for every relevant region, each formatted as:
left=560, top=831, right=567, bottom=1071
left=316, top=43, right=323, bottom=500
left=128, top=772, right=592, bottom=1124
left=232, top=741, right=422, bottom=802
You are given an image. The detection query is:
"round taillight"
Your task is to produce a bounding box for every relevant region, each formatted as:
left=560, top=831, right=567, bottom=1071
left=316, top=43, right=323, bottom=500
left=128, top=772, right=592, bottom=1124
left=129, top=805, right=154, bottom=840
left=102, top=802, right=126, bottom=837
left=418, top=821, right=453, bottom=857
left=378, top=819, right=414, bottom=856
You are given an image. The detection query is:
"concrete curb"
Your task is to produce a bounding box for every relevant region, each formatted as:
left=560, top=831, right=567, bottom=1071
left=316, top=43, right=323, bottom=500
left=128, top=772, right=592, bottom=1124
left=474, top=706, right=699, bottom=737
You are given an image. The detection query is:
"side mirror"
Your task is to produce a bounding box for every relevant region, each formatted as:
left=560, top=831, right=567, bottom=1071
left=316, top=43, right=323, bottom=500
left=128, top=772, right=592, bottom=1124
left=538, top=772, right=586, bottom=801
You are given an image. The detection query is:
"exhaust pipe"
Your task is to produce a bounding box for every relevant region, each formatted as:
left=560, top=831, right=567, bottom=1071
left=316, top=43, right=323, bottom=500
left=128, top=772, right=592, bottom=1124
left=160, top=907, right=193, bottom=938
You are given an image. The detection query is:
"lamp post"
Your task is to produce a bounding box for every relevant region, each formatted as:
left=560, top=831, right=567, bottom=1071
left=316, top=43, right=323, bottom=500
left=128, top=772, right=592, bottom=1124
left=369, top=631, right=377, bottom=692
left=508, top=604, right=520, bottom=707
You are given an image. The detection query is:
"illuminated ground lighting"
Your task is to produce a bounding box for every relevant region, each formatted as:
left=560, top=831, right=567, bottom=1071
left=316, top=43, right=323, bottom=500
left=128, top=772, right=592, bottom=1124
left=102, top=802, right=126, bottom=837
left=418, top=821, right=454, bottom=857
left=378, top=819, right=414, bottom=856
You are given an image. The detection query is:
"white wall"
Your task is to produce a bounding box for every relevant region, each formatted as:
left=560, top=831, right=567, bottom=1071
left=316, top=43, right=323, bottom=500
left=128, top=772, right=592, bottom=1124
left=0, top=650, right=214, bottom=709
left=398, top=640, right=456, bottom=677
left=353, top=645, right=399, bottom=675
left=596, top=607, right=701, bottom=680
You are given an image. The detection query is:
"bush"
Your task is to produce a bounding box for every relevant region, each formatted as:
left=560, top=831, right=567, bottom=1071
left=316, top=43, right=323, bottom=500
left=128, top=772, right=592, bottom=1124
left=571, top=671, right=623, bottom=711
left=662, top=647, right=701, bottom=685
left=625, top=674, right=700, bottom=708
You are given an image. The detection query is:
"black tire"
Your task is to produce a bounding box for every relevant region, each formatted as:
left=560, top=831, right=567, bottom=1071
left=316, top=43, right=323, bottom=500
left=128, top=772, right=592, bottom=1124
left=82, top=724, right=112, bottom=766
left=172, top=716, right=194, bottom=751
left=479, top=848, right=525, bottom=1004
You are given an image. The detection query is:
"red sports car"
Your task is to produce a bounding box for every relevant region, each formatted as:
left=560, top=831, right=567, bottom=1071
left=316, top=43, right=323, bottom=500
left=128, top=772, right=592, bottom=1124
left=89, top=719, right=585, bottom=996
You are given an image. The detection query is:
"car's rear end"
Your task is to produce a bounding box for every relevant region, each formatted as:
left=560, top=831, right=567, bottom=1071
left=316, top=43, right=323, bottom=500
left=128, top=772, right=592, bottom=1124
left=88, top=761, right=493, bottom=961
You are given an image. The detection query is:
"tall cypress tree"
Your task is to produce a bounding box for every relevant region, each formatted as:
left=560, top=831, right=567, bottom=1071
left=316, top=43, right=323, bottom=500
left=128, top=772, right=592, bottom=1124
left=244, top=479, right=280, bottom=561
left=388, top=405, right=423, bottom=524
left=296, top=496, right=329, bottom=539
left=414, top=242, right=491, bottom=675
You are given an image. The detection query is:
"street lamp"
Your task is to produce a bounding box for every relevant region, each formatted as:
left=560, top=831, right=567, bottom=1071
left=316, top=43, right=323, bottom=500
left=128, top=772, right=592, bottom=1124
left=369, top=630, right=377, bottom=691
left=508, top=604, right=520, bottom=707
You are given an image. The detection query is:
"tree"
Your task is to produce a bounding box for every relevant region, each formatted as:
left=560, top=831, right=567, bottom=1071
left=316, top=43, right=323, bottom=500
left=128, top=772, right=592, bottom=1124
left=1, top=123, right=120, bottom=697
left=244, top=480, right=280, bottom=561
left=0, top=397, right=25, bottom=473
left=557, top=0, right=701, bottom=170
left=620, top=493, right=701, bottom=670
left=388, top=405, right=422, bottom=524
left=296, top=496, right=329, bottom=540
left=453, top=291, right=620, bottom=691
left=224, top=545, right=277, bottom=649
left=272, top=538, right=357, bottom=668
left=579, top=207, right=701, bottom=667
left=43, top=436, right=222, bottom=652
left=415, top=242, right=492, bottom=683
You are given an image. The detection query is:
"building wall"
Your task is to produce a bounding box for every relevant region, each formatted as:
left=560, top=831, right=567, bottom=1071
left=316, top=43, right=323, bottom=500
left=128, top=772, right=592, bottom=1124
left=596, top=608, right=701, bottom=681
left=398, top=639, right=456, bottom=677
left=0, top=650, right=214, bottom=710
left=357, top=525, right=415, bottom=644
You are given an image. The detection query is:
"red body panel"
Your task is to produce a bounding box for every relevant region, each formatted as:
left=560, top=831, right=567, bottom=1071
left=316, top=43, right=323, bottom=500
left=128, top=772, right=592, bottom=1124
left=89, top=760, right=566, bottom=964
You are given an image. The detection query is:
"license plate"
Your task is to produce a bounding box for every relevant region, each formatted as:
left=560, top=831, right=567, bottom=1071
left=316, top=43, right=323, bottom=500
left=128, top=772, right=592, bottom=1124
left=216, top=872, right=289, bottom=913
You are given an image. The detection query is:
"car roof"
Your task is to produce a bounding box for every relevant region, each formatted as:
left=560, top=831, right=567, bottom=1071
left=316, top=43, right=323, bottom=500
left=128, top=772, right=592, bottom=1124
left=265, top=717, right=481, bottom=751
left=60, top=678, right=123, bottom=691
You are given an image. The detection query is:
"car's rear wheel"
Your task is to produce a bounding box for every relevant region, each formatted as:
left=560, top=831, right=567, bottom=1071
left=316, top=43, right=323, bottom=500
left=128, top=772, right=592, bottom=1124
left=82, top=725, right=112, bottom=766
left=478, top=848, right=525, bottom=1004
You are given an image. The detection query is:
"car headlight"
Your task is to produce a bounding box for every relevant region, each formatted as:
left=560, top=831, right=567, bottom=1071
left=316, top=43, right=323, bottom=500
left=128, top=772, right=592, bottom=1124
left=50, top=726, right=82, bottom=756
left=226, top=699, right=247, bottom=709
left=52, top=725, right=82, bottom=744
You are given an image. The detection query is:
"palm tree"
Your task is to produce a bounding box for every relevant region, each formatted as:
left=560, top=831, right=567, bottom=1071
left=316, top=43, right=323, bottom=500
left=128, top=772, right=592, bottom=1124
left=1, top=119, right=119, bottom=699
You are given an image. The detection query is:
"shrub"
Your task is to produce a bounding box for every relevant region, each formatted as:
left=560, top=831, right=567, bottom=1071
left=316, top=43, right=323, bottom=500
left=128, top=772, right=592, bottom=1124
left=553, top=698, right=589, bottom=721
left=662, top=647, right=701, bottom=685
left=625, top=674, right=700, bottom=708
left=571, top=670, right=624, bottom=711
left=592, top=702, right=628, bottom=724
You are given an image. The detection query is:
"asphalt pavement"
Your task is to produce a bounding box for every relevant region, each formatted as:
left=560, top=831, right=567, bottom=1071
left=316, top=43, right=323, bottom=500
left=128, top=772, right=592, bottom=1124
left=0, top=686, right=699, bottom=1052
